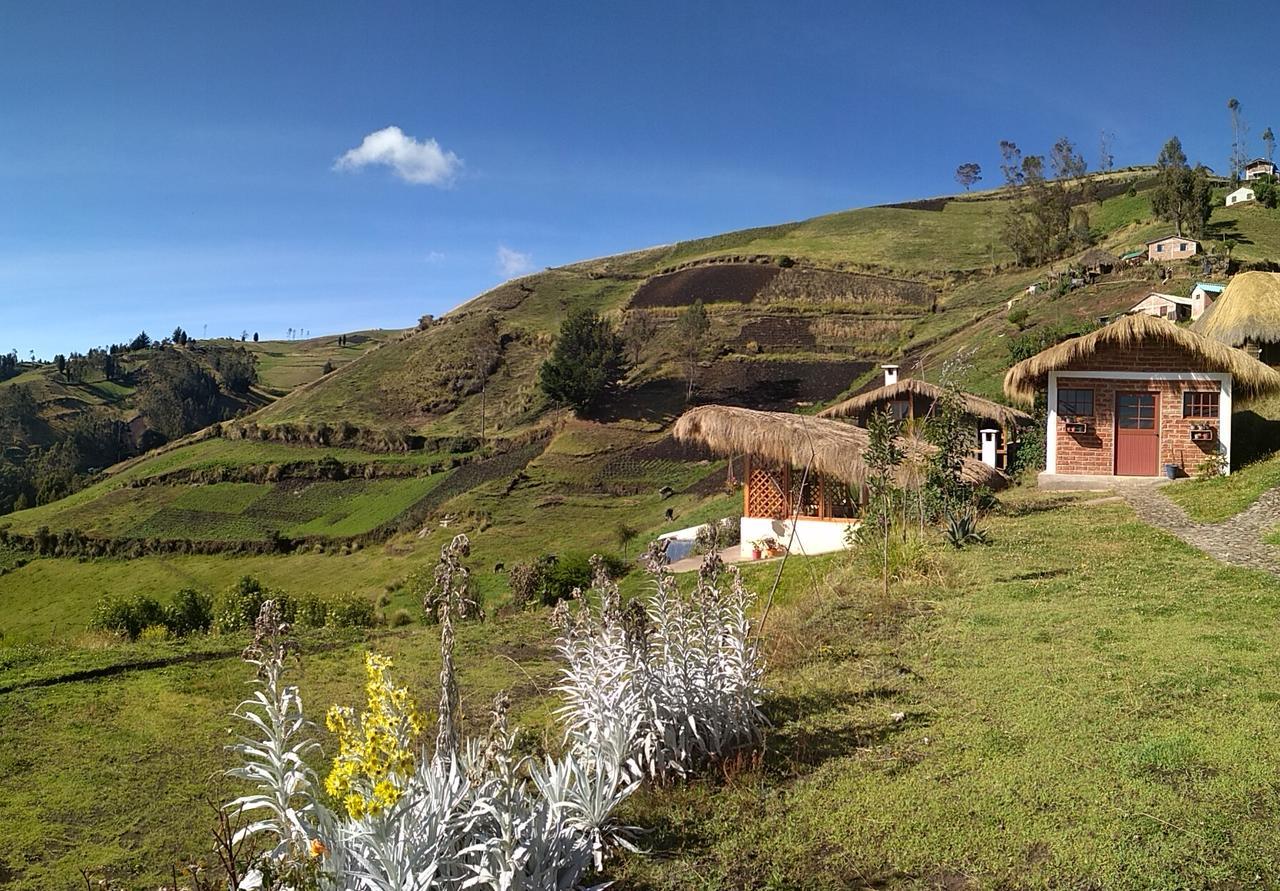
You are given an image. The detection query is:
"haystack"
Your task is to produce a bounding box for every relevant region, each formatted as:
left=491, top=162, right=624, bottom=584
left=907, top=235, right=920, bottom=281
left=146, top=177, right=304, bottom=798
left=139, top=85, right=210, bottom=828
left=1192, top=271, right=1280, bottom=349
left=1003, top=313, right=1280, bottom=405
left=817, top=378, right=1032, bottom=429
left=672, top=404, right=1007, bottom=489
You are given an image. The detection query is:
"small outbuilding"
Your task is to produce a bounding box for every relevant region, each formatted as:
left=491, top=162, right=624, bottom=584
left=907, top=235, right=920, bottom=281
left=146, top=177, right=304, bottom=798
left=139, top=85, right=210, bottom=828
left=673, top=404, right=1006, bottom=556
left=816, top=365, right=1033, bottom=470
left=1127, top=292, right=1193, bottom=322
left=1227, top=186, right=1256, bottom=206
left=1193, top=271, right=1280, bottom=363
left=1147, top=234, right=1199, bottom=261
left=1077, top=247, right=1120, bottom=276
left=1004, top=314, right=1280, bottom=480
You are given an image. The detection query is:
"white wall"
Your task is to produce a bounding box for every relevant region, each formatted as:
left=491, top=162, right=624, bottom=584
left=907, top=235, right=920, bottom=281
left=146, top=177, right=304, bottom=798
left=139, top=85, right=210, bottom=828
left=741, top=516, right=860, bottom=557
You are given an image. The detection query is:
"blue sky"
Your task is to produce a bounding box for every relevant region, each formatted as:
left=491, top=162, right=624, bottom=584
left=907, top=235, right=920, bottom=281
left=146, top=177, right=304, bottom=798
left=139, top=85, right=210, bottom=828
left=2, top=1, right=1278, bottom=357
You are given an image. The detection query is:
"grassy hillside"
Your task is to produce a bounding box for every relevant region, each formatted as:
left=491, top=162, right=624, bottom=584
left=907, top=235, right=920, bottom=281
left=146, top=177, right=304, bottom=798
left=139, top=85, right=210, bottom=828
left=11, top=169, right=1280, bottom=887
left=216, top=328, right=402, bottom=394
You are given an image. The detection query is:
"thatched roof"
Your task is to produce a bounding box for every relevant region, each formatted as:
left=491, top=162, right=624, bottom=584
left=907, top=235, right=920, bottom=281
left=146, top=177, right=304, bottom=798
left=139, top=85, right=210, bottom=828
left=1003, top=313, right=1280, bottom=404
left=816, top=378, right=1033, bottom=428
left=672, top=404, right=1008, bottom=490
left=1192, top=271, right=1280, bottom=347
left=1077, top=247, right=1120, bottom=269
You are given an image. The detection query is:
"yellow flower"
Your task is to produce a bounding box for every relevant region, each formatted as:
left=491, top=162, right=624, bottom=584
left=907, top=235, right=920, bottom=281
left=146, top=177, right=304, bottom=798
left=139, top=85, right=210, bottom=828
left=309, top=838, right=328, bottom=858
left=325, top=652, right=423, bottom=818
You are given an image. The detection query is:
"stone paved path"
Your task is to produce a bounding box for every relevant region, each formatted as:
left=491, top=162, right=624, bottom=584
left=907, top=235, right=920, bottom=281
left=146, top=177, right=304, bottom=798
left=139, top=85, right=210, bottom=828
left=1118, top=482, right=1280, bottom=573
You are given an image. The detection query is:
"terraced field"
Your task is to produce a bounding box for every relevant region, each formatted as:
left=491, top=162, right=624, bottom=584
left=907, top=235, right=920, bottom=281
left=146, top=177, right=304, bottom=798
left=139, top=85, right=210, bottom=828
left=4, top=476, right=448, bottom=542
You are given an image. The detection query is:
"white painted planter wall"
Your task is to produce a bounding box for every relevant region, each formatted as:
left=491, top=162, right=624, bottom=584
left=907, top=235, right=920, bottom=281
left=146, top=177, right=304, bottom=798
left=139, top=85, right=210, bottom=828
left=741, top=516, right=860, bottom=557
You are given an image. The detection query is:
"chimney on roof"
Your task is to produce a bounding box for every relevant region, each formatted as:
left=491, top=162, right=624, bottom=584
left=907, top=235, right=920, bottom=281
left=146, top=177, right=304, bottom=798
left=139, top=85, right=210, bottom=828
left=881, top=364, right=899, bottom=386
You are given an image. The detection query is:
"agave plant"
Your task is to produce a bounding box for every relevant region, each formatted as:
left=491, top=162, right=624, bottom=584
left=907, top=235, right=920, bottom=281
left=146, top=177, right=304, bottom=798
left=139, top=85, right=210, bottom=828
left=555, top=547, right=767, bottom=783
left=226, top=535, right=640, bottom=891
left=945, top=508, right=989, bottom=549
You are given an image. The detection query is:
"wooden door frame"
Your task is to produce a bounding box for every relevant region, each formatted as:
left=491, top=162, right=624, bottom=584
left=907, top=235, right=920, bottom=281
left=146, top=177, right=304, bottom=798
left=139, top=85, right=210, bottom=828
left=1113, top=390, right=1161, bottom=476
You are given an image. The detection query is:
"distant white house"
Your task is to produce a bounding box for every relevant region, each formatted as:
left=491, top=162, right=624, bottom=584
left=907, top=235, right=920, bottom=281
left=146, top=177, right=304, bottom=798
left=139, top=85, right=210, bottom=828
left=1128, top=292, right=1194, bottom=322
left=1245, top=158, right=1278, bottom=181
left=1146, top=234, right=1199, bottom=261
left=1190, top=282, right=1224, bottom=320
left=1227, top=186, right=1256, bottom=206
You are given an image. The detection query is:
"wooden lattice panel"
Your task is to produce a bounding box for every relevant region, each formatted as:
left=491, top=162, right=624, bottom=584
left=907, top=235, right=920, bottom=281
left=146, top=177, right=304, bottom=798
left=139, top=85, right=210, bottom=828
left=746, top=466, right=787, bottom=518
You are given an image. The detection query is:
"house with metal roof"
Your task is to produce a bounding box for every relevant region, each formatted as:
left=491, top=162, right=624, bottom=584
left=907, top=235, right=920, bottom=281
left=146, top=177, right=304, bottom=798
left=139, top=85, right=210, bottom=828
left=1190, top=282, right=1224, bottom=321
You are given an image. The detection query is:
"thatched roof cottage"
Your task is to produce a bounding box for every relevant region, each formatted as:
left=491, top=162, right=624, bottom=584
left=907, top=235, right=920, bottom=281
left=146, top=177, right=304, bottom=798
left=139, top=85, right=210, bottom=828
left=1005, top=314, right=1280, bottom=479
left=673, top=404, right=1006, bottom=556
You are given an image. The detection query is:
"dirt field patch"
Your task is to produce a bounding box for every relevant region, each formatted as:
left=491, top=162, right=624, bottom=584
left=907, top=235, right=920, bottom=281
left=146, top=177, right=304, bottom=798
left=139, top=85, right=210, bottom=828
left=630, top=264, right=781, bottom=308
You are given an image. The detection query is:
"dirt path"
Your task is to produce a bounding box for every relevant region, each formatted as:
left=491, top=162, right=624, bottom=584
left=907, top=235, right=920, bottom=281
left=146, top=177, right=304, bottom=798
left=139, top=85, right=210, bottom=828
left=1119, top=483, right=1280, bottom=573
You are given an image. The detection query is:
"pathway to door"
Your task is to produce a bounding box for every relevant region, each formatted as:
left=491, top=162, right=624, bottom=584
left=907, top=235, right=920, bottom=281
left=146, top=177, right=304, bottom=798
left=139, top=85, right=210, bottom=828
left=1119, top=482, right=1280, bottom=573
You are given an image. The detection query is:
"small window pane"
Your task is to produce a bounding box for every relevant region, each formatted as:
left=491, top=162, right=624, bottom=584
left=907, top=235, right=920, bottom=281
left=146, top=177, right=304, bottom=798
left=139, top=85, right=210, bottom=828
left=1184, top=391, right=1219, bottom=418
left=1058, top=388, right=1094, bottom=418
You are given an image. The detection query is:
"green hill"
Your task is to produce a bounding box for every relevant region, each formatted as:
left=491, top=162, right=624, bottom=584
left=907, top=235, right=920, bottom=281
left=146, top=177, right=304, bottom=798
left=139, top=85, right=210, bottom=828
left=11, top=168, right=1280, bottom=887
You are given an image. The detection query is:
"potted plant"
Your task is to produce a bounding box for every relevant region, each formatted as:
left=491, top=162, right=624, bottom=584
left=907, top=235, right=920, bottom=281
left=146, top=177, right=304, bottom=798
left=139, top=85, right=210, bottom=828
left=749, top=539, right=764, bottom=560
left=762, top=537, right=785, bottom=558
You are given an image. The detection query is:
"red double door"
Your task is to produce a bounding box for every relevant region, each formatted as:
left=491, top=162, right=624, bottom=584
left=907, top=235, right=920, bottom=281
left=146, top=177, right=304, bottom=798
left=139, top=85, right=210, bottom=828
left=1114, top=392, right=1159, bottom=476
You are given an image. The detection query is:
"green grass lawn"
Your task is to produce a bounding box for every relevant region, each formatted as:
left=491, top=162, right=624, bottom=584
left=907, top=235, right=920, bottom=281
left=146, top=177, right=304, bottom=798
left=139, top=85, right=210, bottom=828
left=1166, top=453, right=1280, bottom=522
left=7, top=492, right=1280, bottom=887
left=615, top=495, right=1280, bottom=888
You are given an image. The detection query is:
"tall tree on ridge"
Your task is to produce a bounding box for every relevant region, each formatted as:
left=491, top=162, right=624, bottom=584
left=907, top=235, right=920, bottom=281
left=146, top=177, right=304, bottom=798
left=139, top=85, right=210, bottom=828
left=999, top=141, right=1023, bottom=188
left=1098, top=130, right=1115, bottom=172
left=1228, top=97, right=1247, bottom=182
left=954, top=162, right=982, bottom=191
left=1265, top=127, right=1276, bottom=162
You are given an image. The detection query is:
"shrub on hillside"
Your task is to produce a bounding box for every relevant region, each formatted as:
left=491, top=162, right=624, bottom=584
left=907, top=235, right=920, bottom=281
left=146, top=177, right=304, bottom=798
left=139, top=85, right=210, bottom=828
left=326, top=591, right=377, bottom=628
left=216, top=576, right=294, bottom=634
left=294, top=592, right=331, bottom=628
left=1007, top=305, right=1030, bottom=329
left=165, top=587, right=214, bottom=636
left=543, top=552, right=628, bottom=606
left=91, top=594, right=166, bottom=641
left=1007, top=321, right=1096, bottom=364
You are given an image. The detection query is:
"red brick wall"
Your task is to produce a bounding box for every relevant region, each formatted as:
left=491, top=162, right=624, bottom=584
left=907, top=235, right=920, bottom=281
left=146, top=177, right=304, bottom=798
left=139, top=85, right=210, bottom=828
left=1053, top=343, right=1221, bottom=476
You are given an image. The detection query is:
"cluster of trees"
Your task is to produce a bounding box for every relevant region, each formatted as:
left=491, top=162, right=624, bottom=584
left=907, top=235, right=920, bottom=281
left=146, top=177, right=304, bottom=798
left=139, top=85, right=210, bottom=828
left=999, top=137, right=1096, bottom=266
left=135, top=351, right=224, bottom=441
left=539, top=301, right=715, bottom=413
left=0, top=387, right=134, bottom=512
left=0, top=352, right=18, bottom=382
left=1150, top=137, right=1213, bottom=239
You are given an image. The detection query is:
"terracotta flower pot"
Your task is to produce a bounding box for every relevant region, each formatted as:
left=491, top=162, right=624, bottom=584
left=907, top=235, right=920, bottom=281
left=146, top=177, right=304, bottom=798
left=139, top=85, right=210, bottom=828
left=751, top=547, right=762, bottom=560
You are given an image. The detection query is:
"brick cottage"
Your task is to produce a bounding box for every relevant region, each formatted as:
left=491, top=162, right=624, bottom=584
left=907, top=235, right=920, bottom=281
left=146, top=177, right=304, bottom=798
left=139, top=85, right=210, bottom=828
left=1003, top=314, right=1280, bottom=479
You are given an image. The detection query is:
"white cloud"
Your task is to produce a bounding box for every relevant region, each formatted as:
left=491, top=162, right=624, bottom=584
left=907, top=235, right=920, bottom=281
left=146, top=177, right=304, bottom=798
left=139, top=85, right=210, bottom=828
left=422, top=250, right=446, bottom=264
left=497, top=245, right=534, bottom=277
left=334, top=126, right=461, bottom=186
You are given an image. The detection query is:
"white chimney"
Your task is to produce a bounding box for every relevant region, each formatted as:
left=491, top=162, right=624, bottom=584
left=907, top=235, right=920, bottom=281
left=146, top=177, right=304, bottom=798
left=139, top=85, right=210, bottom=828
left=881, top=364, right=900, bottom=386
left=980, top=428, right=999, bottom=468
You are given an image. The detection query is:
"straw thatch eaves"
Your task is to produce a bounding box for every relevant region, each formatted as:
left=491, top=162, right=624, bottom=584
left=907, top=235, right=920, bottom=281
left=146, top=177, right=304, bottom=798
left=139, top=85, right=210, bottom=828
left=672, top=404, right=1008, bottom=490
left=817, top=378, right=1033, bottom=429
left=1192, top=271, right=1280, bottom=347
left=1002, top=313, right=1280, bottom=405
